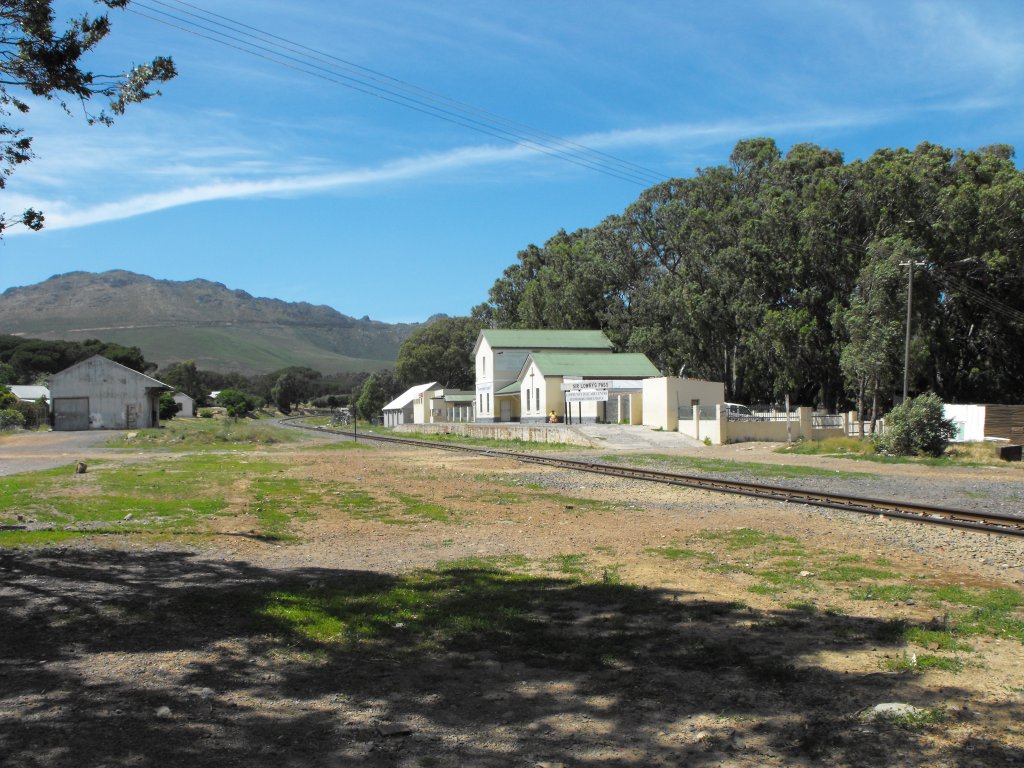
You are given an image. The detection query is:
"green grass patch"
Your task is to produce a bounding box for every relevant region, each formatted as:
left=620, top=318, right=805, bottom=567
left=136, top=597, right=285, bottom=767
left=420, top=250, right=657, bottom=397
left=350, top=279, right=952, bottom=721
left=646, top=546, right=715, bottom=562
left=850, top=584, right=918, bottom=602
left=816, top=564, right=900, bottom=582
left=778, top=436, right=878, bottom=457
left=904, top=627, right=973, bottom=652
left=250, top=476, right=322, bottom=542
left=698, top=528, right=799, bottom=549
left=600, top=453, right=868, bottom=480
left=547, top=553, right=588, bottom=576
left=391, top=492, right=452, bottom=523
left=882, top=652, right=965, bottom=674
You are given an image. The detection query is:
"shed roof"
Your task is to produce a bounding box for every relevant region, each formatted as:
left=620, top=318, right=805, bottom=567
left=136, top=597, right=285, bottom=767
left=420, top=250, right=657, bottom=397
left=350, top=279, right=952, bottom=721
left=475, top=329, right=613, bottom=355
left=51, top=355, right=172, bottom=391
left=382, top=381, right=437, bottom=412
left=526, top=352, right=660, bottom=378
left=8, top=385, right=49, bottom=401
left=495, top=381, right=521, bottom=396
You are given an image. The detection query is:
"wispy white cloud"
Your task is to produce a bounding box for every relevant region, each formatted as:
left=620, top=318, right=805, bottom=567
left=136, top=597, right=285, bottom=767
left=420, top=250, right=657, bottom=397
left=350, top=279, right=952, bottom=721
left=4, top=141, right=534, bottom=232
left=5, top=85, right=1014, bottom=236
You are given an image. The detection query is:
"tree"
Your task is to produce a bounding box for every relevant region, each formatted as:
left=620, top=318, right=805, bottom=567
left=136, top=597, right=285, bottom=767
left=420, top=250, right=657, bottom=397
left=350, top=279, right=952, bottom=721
left=837, top=239, right=908, bottom=432
left=158, top=361, right=206, bottom=405
left=0, top=0, right=175, bottom=235
left=270, top=372, right=310, bottom=414
left=355, top=374, right=386, bottom=423
left=216, top=389, right=259, bottom=419
left=395, top=316, right=485, bottom=390
left=158, top=392, right=179, bottom=420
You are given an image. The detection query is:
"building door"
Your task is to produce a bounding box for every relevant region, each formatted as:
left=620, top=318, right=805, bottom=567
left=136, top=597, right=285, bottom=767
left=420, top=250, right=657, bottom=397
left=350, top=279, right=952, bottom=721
left=53, top=397, right=89, bottom=431
left=500, top=400, right=511, bottom=422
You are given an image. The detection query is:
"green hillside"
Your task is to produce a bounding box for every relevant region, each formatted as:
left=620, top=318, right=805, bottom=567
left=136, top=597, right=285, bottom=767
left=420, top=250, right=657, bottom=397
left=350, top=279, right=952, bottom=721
left=0, top=271, right=418, bottom=374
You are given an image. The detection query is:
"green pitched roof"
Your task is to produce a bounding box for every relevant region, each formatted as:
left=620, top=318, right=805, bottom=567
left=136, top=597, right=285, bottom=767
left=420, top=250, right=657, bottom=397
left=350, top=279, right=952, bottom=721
left=495, top=381, right=522, bottom=395
left=478, top=329, right=613, bottom=352
left=528, top=352, right=660, bottom=378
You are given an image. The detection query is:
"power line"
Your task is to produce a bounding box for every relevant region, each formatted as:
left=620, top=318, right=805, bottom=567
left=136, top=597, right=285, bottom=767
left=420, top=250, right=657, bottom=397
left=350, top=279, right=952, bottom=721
left=127, top=1, right=667, bottom=187
left=931, top=268, right=1024, bottom=325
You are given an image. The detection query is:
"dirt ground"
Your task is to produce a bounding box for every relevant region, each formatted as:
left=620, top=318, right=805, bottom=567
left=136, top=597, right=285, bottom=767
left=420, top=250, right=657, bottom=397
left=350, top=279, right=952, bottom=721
left=1, top=437, right=1023, bottom=767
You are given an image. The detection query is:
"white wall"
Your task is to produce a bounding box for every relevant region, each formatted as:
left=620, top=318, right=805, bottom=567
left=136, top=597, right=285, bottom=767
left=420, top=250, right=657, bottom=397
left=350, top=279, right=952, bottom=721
left=643, top=377, right=726, bottom=431
left=944, top=404, right=986, bottom=442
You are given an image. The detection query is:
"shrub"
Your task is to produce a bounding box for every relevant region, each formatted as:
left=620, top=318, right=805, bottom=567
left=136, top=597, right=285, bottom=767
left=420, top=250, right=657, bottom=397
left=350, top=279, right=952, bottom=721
left=874, top=393, right=955, bottom=457
left=216, top=389, right=261, bottom=419
left=0, top=408, right=25, bottom=431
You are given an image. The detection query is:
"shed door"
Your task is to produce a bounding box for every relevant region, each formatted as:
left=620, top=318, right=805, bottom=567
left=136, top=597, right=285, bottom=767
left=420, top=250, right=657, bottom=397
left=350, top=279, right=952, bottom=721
left=53, top=397, right=90, bottom=431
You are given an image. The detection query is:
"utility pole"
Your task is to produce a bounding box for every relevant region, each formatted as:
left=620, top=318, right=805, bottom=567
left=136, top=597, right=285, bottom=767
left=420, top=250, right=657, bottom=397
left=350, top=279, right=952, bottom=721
left=900, top=259, right=927, bottom=402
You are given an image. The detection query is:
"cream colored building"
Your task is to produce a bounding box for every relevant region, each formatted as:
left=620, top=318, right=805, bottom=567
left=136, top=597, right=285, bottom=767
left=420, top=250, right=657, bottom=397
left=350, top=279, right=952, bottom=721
left=473, top=329, right=613, bottom=422
left=642, top=377, right=726, bottom=431
left=504, top=351, right=660, bottom=424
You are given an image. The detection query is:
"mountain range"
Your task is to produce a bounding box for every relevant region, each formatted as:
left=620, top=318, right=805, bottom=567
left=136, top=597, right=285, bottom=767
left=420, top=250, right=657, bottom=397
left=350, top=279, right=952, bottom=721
left=0, top=271, right=421, bottom=373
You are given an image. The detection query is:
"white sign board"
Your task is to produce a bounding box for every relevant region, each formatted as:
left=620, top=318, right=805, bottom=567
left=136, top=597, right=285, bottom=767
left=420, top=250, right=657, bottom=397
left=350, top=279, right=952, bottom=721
left=560, top=380, right=612, bottom=392
left=565, top=389, right=609, bottom=402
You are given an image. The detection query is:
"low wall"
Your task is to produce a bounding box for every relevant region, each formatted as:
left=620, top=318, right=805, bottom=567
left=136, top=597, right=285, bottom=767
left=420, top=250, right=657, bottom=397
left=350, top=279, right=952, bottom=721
left=393, top=422, right=596, bottom=447
left=678, top=405, right=847, bottom=444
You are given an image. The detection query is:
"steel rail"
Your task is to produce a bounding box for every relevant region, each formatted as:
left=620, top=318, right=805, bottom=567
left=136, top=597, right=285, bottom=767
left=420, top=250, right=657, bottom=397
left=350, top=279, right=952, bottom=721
left=280, top=419, right=1024, bottom=537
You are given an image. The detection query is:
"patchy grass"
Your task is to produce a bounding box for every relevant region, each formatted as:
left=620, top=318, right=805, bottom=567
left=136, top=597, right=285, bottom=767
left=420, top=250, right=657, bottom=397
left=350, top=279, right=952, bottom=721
left=697, top=528, right=800, bottom=549
left=599, top=453, right=869, bottom=480
left=779, top=437, right=1004, bottom=467
left=850, top=584, right=919, bottom=602
left=376, top=429, right=576, bottom=451
left=547, top=553, right=589, bottom=576
left=109, top=418, right=301, bottom=451
left=250, top=476, right=322, bottom=543
left=882, top=652, right=965, bottom=674
left=816, top=564, right=900, bottom=582
left=0, top=455, right=251, bottom=539
left=390, top=492, right=452, bottom=523
left=778, top=437, right=878, bottom=458
left=646, top=545, right=715, bottom=562
left=0, top=455, right=308, bottom=546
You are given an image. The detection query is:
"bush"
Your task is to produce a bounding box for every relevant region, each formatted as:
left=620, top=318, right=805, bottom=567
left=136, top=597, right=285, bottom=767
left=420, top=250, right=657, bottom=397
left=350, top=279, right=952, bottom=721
left=0, top=408, right=25, bottom=431
left=216, top=389, right=261, bottom=419
left=874, top=393, right=955, bottom=457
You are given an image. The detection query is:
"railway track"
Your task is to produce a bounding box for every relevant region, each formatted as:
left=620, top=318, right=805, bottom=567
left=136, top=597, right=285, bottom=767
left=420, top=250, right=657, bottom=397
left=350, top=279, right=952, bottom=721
left=281, top=419, right=1024, bottom=538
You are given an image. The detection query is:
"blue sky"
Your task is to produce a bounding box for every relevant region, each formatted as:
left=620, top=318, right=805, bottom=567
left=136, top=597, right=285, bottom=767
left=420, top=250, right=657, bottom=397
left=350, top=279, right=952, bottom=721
left=2, top=0, right=1023, bottom=323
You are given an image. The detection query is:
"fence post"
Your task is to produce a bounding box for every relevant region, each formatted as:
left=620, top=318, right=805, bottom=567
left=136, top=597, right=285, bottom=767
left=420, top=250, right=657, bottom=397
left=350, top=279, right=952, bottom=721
left=798, top=407, right=812, bottom=440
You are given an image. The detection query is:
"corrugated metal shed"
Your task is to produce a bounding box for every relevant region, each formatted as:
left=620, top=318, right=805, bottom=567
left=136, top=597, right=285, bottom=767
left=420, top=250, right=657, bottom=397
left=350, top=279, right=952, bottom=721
left=49, top=355, right=172, bottom=431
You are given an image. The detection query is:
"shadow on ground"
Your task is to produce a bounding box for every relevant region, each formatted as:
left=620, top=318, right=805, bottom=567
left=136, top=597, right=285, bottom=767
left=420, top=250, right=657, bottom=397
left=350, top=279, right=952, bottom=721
left=0, top=547, right=1018, bottom=767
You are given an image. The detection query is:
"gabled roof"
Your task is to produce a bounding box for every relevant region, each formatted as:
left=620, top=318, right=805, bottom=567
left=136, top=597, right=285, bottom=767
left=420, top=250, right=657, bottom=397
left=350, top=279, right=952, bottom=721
left=526, top=351, right=660, bottom=378
left=382, top=381, right=437, bottom=412
left=474, top=329, right=613, bottom=355
left=51, top=355, right=172, bottom=391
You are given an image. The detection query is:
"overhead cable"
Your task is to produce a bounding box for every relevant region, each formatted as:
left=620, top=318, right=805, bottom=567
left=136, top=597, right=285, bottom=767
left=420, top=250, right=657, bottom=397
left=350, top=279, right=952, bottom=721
left=128, top=0, right=666, bottom=187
